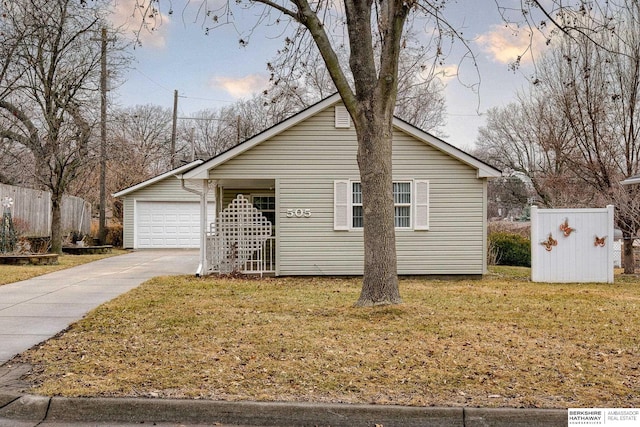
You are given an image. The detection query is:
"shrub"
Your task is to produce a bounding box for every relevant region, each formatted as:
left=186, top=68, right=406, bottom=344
left=12, top=217, right=31, bottom=237
left=25, top=236, right=50, bottom=254
left=105, top=224, right=123, bottom=248
left=488, top=232, right=531, bottom=267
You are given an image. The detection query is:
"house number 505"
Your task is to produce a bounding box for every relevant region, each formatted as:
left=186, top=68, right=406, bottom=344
left=286, top=208, right=311, bottom=218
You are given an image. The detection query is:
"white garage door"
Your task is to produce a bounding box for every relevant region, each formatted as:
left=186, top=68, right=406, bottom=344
left=136, top=201, right=201, bottom=248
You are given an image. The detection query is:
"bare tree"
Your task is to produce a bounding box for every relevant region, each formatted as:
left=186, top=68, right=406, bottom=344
left=0, top=0, right=116, bottom=252
left=540, top=5, right=640, bottom=273
left=267, top=33, right=448, bottom=135
left=480, top=1, right=640, bottom=272
left=177, top=109, right=235, bottom=161
left=174, top=92, right=293, bottom=161
left=486, top=175, right=530, bottom=220
left=475, top=93, right=583, bottom=208
left=111, top=105, right=174, bottom=176
left=70, top=104, right=175, bottom=225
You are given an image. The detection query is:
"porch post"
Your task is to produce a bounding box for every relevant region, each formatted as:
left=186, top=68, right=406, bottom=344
left=180, top=178, right=206, bottom=275
left=197, top=179, right=209, bottom=277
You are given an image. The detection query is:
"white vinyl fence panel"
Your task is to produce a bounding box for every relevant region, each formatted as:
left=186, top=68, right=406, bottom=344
left=531, top=206, right=614, bottom=283
left=0, top=183, right=90, bottom=237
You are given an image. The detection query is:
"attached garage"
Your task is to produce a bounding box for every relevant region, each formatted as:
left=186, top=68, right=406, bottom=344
left=113, top=161, right=215, bottom=249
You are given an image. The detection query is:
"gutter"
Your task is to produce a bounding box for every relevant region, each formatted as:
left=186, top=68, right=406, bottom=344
left=181, top=179, right=207, bottom=277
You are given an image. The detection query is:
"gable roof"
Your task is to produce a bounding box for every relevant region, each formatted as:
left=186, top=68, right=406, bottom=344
left=392, top=117, right=501, bottom=178
left=182, top=93, right=501, bottom=180
left=112, top=160, right=203, bottom=198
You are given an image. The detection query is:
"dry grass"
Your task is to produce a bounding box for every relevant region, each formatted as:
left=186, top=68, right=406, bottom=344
left=0, top=250, right=128, bottom=286
left=18, top=268, right=640, bottom=409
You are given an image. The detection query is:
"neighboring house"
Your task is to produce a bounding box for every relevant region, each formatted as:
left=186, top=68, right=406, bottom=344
left=175, top=94, right=501, bottom=276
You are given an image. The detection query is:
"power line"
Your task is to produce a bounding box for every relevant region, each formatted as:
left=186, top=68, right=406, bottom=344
left=132, top=69, right=235, bottom=104
left=180, top=95, right=234, bottom=103
left=133, top=68, right=173, bottom=93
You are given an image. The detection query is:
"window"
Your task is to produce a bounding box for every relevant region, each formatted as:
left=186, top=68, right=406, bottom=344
left=252, top=195, right=275, bottom=227
left=340, top=180, right=428, bottom=230
left=393, top=182, right=411, bottom=228
left=352, top=182, right=363, bottom=228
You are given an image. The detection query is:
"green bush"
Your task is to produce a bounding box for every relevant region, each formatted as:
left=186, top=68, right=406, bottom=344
left=489, top=232, right=531, bottom=267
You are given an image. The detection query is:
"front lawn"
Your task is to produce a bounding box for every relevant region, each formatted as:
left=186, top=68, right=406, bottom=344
left=18, top=269, right=640, bottom=408
left=0, top=250, right=128, bottom=286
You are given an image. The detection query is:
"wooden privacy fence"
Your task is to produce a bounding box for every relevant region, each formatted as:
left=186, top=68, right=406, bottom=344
left=0, top=184, right=91, bottom=237
left=531, top=205, right=614, bottom=283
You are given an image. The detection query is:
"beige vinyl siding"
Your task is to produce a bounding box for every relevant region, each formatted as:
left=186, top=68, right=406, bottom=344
left=393, top=131, right=485, bottom=275
left=120, top=177, right=206, bottom=249
left=122, top=197, right=134, bottom=248
left=209, top=106, right=487, bottom=275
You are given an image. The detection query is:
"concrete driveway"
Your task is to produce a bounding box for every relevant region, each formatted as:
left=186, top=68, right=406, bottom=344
left=0, top=250, right=198, bottom=364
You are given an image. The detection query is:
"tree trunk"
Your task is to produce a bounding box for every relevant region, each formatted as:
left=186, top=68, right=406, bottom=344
left=50, top=192, right=63, bottom=254
left=354, top=111, right=401, bottom=306
left=623, top=236, right=635, bottom=274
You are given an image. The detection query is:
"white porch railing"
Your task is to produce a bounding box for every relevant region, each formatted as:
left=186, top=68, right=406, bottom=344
left=243, top=236, right=276, bottom=274
left=206, top=235, right=275, bottom=276
left=204, top=194, right=274, bottom=276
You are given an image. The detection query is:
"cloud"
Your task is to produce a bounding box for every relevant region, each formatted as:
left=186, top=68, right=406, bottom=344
left=210, top=74, right=270, bottom=98
left=433, top=64, right=458, bottom=82
left=110, top=0, right=169, bottom=49
left=477, top=25, right=546, bottom=65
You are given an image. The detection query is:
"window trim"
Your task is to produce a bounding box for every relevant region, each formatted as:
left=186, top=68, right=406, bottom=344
left=334, top=179, right=430, bottom=231
left=392, top=181, right=412, bottom=229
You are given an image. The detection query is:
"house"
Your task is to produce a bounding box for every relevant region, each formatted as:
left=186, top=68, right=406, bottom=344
left=115, top=94, right=501, bottom=276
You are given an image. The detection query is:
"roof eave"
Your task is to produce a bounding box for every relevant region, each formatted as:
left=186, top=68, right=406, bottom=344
left=392, top=119, right=502, bottom=178
left=112, top=160, right=204, bottom=198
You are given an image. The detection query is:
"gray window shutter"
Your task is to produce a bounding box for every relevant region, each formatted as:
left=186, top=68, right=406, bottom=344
left=414, top=180, right=429, bottom=230
left=334, top=180, right=350, bottom=230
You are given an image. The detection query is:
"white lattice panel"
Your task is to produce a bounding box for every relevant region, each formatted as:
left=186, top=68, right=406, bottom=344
left=207, top=195, right=272, bottom=274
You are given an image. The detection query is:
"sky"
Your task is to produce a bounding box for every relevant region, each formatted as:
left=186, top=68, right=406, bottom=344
left=109, top=0, right=546, bottom=151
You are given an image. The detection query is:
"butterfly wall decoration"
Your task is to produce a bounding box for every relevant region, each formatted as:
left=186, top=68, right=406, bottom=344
left=541, top=233, right=558, bottom=251
left=559, top=218, right=576, bottom=237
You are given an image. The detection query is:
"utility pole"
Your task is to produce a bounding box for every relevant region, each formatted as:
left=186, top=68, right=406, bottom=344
left=171, top=90, right=178, bottom=168
left=98, top=28, right=108, bottom=245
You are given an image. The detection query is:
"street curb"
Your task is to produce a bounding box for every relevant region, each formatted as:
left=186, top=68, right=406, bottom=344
left=0, top=393, right=20, bottom=409
left=0, top=394, right=49, bottom=421
left=0, top=392, right=569, bottom=426
left=47, top=398, right=462, bottom=426
left=465, top=407, right=567, bottom=426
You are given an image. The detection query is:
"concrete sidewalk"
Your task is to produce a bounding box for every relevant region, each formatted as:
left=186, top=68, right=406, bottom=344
left=0, top=250, right=198, bottom=364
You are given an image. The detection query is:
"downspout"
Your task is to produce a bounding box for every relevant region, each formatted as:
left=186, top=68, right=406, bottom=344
left=181, top=178, right=211, bottom=277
